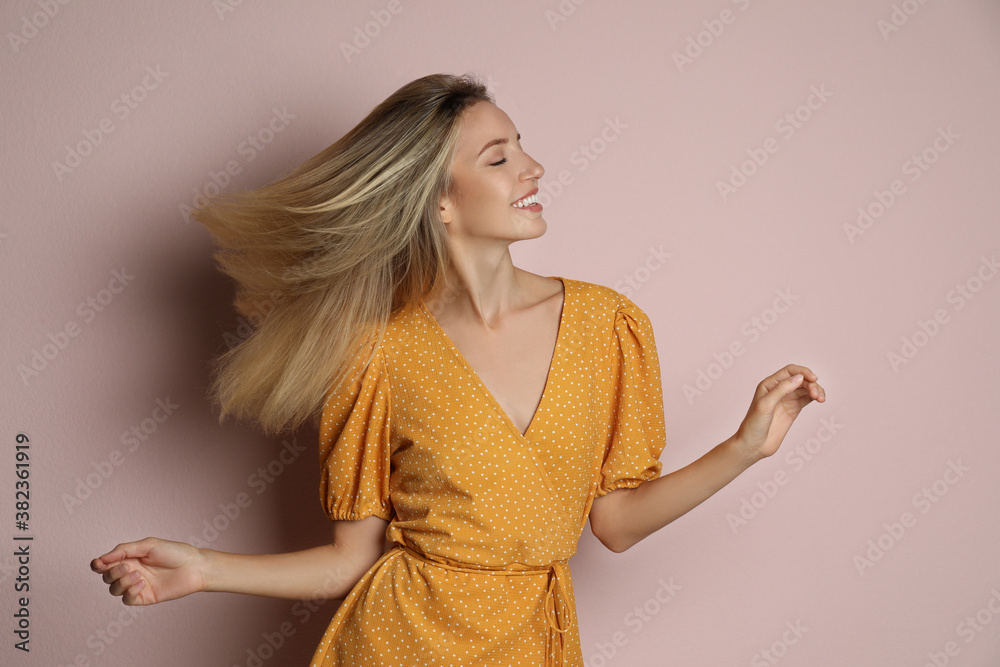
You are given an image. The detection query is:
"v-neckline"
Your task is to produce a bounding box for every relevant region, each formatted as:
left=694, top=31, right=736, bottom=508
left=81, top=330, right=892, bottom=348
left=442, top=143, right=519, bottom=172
left=418, top=276, right=568, bottom=443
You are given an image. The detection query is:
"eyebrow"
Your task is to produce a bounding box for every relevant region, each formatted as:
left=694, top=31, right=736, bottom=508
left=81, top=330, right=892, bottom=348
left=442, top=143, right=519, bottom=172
left=477, top=133, right=520, bottom=157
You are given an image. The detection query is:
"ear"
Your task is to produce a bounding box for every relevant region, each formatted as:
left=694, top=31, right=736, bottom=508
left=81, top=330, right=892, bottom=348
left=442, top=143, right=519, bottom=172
left=439, top=190, right=455, bottom=225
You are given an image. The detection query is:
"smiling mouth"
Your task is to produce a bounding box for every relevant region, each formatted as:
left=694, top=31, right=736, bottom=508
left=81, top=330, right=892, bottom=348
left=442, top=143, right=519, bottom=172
left=512, top=192, right=539, bottom=208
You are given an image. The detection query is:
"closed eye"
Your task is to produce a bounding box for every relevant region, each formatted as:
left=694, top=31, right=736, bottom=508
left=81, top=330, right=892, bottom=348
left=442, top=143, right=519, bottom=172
left=490, top=157, right=508, bottom=166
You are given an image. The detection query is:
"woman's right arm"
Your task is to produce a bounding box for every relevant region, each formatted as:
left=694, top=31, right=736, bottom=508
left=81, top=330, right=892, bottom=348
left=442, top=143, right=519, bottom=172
left=91, top=515, right=389, bottom=606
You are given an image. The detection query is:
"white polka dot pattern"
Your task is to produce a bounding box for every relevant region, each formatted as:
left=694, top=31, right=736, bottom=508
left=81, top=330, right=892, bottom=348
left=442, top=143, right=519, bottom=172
left=311, top=277, right=667, bottom=666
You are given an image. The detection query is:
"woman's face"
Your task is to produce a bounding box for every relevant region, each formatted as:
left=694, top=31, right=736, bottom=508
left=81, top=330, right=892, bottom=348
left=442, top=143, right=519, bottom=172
left=440, top=101, right=546, bottom=245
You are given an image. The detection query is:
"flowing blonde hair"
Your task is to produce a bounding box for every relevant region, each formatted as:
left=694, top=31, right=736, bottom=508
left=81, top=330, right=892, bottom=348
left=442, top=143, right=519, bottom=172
left=192, top=73, right=493, bottom=436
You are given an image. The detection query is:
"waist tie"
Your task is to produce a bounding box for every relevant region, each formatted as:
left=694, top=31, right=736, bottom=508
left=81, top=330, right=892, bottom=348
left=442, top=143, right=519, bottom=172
left=398, top=545, right=573, bottom=667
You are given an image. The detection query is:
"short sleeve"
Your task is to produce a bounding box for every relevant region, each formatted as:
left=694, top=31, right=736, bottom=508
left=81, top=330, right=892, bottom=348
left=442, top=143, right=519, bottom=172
left=595, top=295, right=666, bottom=497
left=317, top=336, right=393, bottom=521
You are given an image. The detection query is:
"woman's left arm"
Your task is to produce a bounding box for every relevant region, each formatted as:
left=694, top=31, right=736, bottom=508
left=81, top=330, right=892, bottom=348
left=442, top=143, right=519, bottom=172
left=589, top=364, right=826, bottom=553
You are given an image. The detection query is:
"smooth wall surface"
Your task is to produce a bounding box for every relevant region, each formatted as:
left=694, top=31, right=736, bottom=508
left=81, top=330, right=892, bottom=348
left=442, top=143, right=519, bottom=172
left=2, top=1, right=999, bottom=665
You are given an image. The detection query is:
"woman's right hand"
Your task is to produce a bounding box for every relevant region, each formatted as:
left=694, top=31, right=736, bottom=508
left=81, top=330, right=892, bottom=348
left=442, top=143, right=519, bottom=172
left=91, top=537, right=207, bottom=606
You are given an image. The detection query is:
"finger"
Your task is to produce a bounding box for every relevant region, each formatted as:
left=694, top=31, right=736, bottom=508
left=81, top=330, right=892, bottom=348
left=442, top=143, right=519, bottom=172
left=807, top=380, right=826, bottom=402
left=785, top=381, right=825, bottom=408
left=754, top=373, right=786, bottom=400
left=769, top=365, right=817, bottom=384
left=790, top=385, right=820, bottom=408
left=122, top=578, right=147, bottom=606
left=94, top=538, right=157, bottom=571
left=93, top=546, right=130, bottom=570
left=92, top=552, right=122, bottom=571
left=755, top=367, right=797, bottom=399
left=755, top=373, right=805, bottom=414
left=92, top=555, right=125, bottom=572
left=108, top=567, right=143, bottom=597
left=755, top=365, right=819, bottom=401
left=798, top=378, right=825, bottom=400
left=102, top=561, right=132, bottom=586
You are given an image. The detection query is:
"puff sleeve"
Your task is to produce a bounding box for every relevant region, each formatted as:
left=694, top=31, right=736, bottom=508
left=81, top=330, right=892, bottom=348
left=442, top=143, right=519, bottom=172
left=317, top=336, right=394, bottom=521
left=595, top=294, right=667, bottom=497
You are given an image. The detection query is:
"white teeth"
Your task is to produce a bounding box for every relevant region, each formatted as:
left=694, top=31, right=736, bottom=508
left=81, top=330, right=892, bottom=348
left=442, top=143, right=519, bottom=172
left=513, top=194, right=538, bottom=208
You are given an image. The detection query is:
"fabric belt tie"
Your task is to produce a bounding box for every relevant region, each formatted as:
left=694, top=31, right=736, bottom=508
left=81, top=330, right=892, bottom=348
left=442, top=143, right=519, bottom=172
left=398, top=545, right=572, bottom=667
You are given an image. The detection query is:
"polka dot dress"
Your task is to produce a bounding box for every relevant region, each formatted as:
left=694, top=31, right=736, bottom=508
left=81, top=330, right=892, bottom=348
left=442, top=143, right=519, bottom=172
left=310, top=277, right=667, bottom=667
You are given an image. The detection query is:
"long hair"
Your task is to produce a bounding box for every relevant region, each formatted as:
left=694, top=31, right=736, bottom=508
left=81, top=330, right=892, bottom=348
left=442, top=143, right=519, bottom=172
left=192, top=73, right=494, bottom=436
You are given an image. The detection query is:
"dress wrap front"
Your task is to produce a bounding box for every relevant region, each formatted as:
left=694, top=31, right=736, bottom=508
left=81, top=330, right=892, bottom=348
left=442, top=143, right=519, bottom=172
left=309, top=277, right=667, bottom=666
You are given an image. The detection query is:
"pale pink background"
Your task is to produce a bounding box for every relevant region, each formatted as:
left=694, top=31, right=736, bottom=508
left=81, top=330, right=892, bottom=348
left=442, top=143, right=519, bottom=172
left=2, top=1, right=999, bottom=665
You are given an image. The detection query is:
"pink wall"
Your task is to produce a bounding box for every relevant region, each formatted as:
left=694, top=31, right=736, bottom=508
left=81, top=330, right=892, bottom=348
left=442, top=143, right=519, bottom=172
left=3, top=1, right=999, bottom=665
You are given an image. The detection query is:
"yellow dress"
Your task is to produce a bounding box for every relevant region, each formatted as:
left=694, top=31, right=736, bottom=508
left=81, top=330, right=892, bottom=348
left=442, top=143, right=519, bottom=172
left=309, top=277, right=666, bottom=667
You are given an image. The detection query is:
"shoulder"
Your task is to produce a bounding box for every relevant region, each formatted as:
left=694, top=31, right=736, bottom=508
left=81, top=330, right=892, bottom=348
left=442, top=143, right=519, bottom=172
left=561, top=276, right=643, bottom=317
left=563, top=277, right=659, bottom=353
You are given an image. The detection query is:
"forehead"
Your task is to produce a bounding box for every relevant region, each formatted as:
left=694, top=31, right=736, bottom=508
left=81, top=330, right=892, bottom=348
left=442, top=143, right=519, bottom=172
left=454, top=102, right=517, bottom=158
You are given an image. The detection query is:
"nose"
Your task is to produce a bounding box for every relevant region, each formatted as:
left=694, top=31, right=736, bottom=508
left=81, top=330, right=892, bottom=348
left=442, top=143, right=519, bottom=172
left=520, top=151, right=544, bottom=182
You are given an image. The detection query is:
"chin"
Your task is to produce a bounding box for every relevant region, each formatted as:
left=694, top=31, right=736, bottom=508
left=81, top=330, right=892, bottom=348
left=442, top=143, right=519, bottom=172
left=520, top=218, right=547, bottom=239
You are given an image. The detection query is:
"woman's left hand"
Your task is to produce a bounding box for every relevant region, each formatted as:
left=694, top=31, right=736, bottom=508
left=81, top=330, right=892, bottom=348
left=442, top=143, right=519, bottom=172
left=735, top=364, right=826, bottom=462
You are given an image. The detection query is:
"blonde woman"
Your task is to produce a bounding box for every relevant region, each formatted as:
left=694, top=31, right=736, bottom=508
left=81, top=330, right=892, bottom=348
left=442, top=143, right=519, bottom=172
left=91, top=73, right=826, bottom=666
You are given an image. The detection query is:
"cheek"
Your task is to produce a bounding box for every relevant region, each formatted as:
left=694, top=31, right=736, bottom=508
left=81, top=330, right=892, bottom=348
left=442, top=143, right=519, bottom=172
left=466, top=182, right=505, bottom=212
left=451, top=170, right=513, bottom=221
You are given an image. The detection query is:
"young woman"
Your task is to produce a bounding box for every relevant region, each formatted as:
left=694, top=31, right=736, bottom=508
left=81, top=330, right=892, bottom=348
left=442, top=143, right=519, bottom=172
left=91, top=73, right=825, bottom=666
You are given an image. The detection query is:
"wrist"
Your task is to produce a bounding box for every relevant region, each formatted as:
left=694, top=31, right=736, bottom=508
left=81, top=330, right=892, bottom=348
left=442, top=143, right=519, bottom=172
left=724, top=432, right=766, bottom=471
left=197, top=548, right=216, bottom=593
